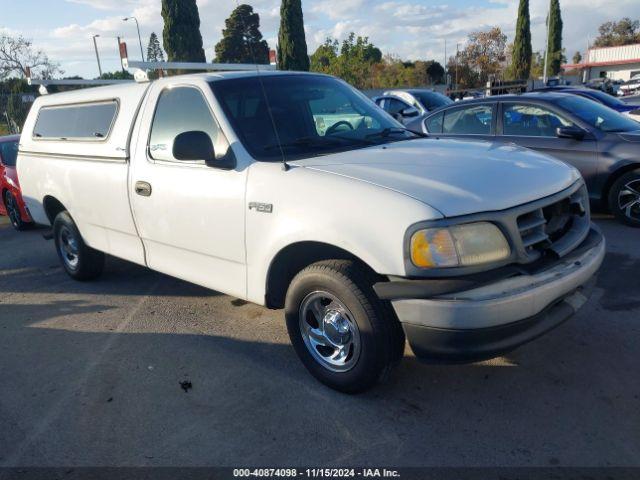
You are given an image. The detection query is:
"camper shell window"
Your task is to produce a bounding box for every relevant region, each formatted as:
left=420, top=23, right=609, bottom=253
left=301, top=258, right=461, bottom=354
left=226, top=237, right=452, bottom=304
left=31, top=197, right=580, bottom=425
left=33, top=100, right=119, bottom=141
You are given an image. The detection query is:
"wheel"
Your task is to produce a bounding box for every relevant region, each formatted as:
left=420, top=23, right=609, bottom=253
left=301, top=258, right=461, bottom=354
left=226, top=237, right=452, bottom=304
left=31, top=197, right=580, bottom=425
left=53, top=211, right=105, bottom=280
left=285, top=260, right=405, bottom=393
left=608, top=169, right=640, bottom=227
left=4, top=191, right=29, bottom=231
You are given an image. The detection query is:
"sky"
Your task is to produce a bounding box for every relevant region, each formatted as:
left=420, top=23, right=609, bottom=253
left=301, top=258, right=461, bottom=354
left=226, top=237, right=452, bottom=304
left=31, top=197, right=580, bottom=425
left=1, top=0, right=639, bottom=79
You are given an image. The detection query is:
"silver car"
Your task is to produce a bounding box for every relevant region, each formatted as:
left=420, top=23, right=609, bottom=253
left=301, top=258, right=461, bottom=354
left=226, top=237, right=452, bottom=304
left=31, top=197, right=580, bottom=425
left=373, top=89, right=453, bottom=125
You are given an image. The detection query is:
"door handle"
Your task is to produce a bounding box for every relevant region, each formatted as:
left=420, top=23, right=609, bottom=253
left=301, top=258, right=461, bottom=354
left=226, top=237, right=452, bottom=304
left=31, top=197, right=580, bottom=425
left=135, top=181, right=152, bottom=197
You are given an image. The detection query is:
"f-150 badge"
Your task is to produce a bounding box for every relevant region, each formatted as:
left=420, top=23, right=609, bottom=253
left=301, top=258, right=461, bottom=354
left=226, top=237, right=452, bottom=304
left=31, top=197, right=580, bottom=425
left=248, top=202, right=273, bottom=213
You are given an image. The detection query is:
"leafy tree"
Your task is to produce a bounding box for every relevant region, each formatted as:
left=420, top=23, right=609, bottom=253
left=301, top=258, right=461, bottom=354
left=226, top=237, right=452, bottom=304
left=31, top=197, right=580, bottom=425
left=426, top=61, right=445, bottom=84
left=593, top=18, right=640, bottom=47
left=511, top=0, right=532, bottom=80
left=546, top=0, right=563, bottom=76
left=446, top=56, right=479, bottom=89
left=215, top=4, right=269, bottom=64
left=161, top=0, right=206, bottom=64
left=572, top=51, right=582, bottom=64
left=99, top=71, right=134, bottom=80
left=278, top=0, right=310, bottom=71
left=457, top=27, right=507, bottom=85
left=147, top=33, right=165, bottom=62
left=0, top=34, right=62, bottom=80
left=310, top=34, right=381, bottom=88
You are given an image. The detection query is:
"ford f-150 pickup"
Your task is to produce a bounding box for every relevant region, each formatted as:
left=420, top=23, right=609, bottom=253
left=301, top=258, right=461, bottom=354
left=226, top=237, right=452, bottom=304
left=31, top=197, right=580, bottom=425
left=17, top=70, right=605, bottom=392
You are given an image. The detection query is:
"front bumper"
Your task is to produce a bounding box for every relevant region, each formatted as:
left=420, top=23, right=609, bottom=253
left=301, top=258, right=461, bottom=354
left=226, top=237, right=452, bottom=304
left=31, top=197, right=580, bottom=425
left=384, top=226, right=605, bottom=361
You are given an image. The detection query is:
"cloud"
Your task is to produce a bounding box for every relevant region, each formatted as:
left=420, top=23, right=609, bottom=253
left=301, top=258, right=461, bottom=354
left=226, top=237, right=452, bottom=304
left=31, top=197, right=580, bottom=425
left=16, top=0, right=640, bottom=78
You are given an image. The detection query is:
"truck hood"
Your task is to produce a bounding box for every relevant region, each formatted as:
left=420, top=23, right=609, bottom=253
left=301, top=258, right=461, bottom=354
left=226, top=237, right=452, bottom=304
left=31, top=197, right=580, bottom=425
left=293, top=138, right=580, bottom=218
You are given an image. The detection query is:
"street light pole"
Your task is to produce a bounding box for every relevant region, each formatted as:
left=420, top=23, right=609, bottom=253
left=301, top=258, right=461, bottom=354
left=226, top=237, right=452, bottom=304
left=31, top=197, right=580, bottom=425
left=123, top=17, right=145, bottom=61
left=92, top=34, right=102, bottom=77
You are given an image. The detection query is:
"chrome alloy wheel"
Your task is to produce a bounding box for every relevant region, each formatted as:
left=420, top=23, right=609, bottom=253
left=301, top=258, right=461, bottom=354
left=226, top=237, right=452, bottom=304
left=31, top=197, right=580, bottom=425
left=618, top=179, right=640, bottom=222
left=298, top=291, right=361, bottom=372
left=58, top=225, right=80, bottom=270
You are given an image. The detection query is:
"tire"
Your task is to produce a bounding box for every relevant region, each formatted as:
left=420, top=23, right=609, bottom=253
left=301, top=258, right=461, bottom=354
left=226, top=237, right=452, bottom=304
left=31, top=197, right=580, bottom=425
left=53, top=211, right=105, bottom=280
left=285, top=260, right=405, bottom=393
left=608, top=169, right=640, bottom=228
left=4, top=191, right=29, bottom=231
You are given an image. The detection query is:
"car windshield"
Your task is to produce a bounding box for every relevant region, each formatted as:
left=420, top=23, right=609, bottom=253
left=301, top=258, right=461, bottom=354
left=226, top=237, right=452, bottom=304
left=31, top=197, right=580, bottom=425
left=0, top=140, right=18, bottom=167
left=413, top=91, right=453, bottom=110
left=577, top=89, right=628, bottom=108
left=555, top=95, right=640, bottom=133
left=210, top=75, right=417, bottom=161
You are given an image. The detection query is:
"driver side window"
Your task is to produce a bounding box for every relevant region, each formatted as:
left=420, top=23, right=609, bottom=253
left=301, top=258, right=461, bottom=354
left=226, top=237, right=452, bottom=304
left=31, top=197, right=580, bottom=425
left=502, top=103, right=573, bottom=137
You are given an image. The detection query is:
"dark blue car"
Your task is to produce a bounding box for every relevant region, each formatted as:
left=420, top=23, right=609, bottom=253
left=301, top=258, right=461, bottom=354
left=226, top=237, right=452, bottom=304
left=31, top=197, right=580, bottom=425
left=535, top=86, right=640, bottom=120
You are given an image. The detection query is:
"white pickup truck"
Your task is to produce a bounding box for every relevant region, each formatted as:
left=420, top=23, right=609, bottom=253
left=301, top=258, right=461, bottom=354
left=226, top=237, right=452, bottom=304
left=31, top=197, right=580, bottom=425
left=18, top=70, right=605, bottom=393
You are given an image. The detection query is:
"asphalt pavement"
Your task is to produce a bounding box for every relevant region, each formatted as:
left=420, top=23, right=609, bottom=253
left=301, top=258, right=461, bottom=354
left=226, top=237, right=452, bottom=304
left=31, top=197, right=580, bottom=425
left=0, top=215, right=638, bottom=467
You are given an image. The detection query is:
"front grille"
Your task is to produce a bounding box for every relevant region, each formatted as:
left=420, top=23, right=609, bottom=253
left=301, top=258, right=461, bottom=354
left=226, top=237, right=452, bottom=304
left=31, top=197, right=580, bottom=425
left=516, top=186, right=589, bottom=261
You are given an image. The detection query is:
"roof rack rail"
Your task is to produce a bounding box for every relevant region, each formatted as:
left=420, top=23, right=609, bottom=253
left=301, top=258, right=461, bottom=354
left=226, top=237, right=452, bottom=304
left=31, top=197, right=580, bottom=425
left=119, top=42, right=277, bottom=83
left=25, top=67, right=134, bottom=95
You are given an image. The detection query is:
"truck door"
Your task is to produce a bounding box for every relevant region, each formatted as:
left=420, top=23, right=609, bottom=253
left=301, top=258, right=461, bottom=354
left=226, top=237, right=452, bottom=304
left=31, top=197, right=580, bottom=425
left=129, top=81, right=247, bottom=299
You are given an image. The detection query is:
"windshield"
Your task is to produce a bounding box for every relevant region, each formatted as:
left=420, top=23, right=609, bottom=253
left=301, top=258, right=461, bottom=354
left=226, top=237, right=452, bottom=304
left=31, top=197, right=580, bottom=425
left=413, top=91, right=453, bottom=110
left=555, top=95, right=640, bottom=133
left=210, top=74, right=416, bottom=161
left=0, top=140, right=18, bottom=167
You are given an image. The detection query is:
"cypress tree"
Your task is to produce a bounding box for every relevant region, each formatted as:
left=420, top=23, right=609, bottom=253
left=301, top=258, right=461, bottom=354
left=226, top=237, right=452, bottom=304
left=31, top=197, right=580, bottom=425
left=215, top=5, right=269, bottom=64
left=161, top=0, right=206, bottom=63
left=547, top=0, right=563, bottom=76
left=277, top=0, right=310, bottom=71
left=511, top=0, right=532, bottom=80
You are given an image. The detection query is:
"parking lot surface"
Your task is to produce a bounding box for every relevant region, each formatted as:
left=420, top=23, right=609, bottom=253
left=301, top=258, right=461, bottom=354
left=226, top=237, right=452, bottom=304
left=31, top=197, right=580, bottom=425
left=0, top=215, right=638, bottom=467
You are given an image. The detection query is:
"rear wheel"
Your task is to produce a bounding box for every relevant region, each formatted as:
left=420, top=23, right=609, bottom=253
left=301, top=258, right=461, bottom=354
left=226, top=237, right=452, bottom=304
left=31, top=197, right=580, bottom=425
left=609, top=169, right=640, bottom=227
left=4, top=191, right=29, bottom=231
left=53, top=211, right=105, bottom=280
left=285, top=260, right=405, bottom=393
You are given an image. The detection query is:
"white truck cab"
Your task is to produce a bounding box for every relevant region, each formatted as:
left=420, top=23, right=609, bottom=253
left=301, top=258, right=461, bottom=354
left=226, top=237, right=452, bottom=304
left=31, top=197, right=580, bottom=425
left=18, top=70, right=605, bottom=393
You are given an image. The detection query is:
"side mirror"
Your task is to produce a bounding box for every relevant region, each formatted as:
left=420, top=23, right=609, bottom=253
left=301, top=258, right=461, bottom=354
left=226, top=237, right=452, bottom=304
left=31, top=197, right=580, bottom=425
left=400, top=106, right=420, bottom=118
left=556, top=126, right=585, bottom=140
left=173, top=131, right=215, bottom=163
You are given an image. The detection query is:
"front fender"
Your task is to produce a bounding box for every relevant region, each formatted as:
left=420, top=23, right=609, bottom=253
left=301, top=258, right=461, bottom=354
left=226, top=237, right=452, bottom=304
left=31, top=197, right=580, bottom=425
left=244, top=162, right=442, bottom=305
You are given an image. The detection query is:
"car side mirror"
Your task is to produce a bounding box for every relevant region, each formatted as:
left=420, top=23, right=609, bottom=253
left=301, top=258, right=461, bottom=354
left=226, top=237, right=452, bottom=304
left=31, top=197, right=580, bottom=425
left=173, top=130, right=215, bottom=162
left=173, top=130, right=234, bottom=169
left=400, top=107, right=420, bottom=118
left=556, top=126, right=585, bottom=140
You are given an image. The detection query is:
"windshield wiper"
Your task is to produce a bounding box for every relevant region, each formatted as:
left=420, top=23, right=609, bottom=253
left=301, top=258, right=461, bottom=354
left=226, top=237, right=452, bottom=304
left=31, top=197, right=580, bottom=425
left=365, top=127, right=427, bottom=141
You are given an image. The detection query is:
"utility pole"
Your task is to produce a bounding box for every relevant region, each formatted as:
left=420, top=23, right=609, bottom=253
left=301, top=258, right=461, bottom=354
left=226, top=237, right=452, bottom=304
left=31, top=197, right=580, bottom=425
left=123, top=16, right=145, bottom=61
left=542, top=0, right=551, bottom=84
left=92, top=34, right=103, bottom=77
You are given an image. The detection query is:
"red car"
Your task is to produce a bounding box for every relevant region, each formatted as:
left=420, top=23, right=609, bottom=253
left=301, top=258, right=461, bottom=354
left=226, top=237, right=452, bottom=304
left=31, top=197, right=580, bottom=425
left=0, top=134, right=32, bottom=230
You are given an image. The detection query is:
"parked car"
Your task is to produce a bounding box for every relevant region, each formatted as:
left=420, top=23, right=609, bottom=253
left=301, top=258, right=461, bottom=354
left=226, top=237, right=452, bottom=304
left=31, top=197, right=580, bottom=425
left=585, top=78, right=615, bottom=95
left=533, top=86, right=640, bottom=121
left=18, top=72, right=604, bottom=392
left=535, top=87, right=640, bottom=121
left=373, top=89, right=453, bottom=125
left=414, top=92, right=640, bottom=226
left=618, top=74, right=640, bottom=96
left=0, top=134, right=32, bottom=230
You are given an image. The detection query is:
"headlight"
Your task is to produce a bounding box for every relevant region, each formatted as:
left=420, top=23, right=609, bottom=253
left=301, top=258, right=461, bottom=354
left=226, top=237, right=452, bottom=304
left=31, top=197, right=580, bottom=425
left=410, top=222, right=510, bottom=268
